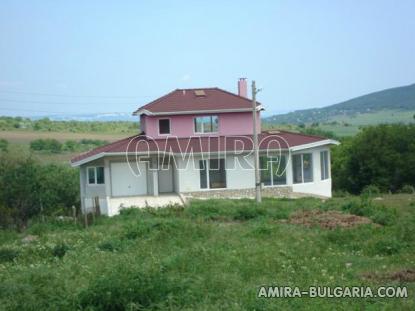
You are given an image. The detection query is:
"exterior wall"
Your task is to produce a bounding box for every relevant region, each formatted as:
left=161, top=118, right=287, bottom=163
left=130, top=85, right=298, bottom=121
left=291, top=147, right=332, bottom=197
left=141, top=111, right=261, bottom=139
left=78, top=146, right=333, bottom=216
left=81, top=158, right=109, bottom=215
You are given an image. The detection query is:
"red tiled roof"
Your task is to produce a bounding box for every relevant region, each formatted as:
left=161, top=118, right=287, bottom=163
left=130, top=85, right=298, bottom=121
left=133, top=87, right=260, bottom=115
left=71, top=131, right=334, bottom=165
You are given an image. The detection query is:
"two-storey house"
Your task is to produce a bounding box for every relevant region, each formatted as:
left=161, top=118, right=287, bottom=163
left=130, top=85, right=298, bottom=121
left=71, top=79, right=339, bottom=216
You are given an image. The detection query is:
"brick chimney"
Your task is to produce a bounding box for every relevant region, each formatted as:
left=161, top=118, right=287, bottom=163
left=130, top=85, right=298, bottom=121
left=238, top=78, right=248, bottom=98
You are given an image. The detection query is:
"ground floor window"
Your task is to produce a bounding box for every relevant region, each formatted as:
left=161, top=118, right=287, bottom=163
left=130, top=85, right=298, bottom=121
left=320, top=150, right=329, bottom=180
left=199, top=158, right=226, bottom=189
left=87, top=166, right=105, bottom=185
left=260, top=155, right=287, bottom=186
left=293, top=153, right=313, bottom=184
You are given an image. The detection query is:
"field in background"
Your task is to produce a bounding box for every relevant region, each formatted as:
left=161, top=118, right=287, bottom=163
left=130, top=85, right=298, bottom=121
left=0, top=195, right=414, bottom=310
left=0, top=130, right=135, bottom=164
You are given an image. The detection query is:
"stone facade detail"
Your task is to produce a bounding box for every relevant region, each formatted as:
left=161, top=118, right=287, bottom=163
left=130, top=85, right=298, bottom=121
left=182, top=186, right=293, bottom=199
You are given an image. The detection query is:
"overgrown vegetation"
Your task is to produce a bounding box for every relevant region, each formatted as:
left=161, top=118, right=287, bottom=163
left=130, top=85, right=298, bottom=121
left=0, top=195, right=414, bottom=310
left=0, top=153, right=79, bottom=229
left=331, top=124, right=415, bottom=194
left=30, top=138, right=108, bottom=153
left=0, top=116, right=136, bottom=133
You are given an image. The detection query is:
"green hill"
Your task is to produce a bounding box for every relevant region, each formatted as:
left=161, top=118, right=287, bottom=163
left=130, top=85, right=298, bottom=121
left=265, top=83, right=415, bottom=125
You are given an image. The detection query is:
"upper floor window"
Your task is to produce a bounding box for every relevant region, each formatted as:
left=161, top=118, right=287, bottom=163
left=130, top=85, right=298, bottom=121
left=260, top=155, right=287, bottom=186
left=293, top=153, right=313, bottom=184
left=194, top=116, right=218, bottom=133
left=88, top=166, right=105, bottom=185
left=320, top=151, right=329, bottom=180
left=159, top=119, right=170, bottom=134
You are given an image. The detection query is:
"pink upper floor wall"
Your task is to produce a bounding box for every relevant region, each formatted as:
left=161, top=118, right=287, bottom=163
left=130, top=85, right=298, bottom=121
left=140, top=111, right=261, bottom=139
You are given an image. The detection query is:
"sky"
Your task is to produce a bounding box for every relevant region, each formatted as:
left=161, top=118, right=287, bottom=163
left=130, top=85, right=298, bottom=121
left=0, top=0, right=414, bottom=117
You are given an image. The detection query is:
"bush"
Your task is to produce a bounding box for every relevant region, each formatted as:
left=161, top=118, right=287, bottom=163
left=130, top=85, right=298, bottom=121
left=52, top=243, right=69, bottom=258
left=0, top=153, right=79, bottom=228
left=0, top=248, right=19, bottom=263
left=361, top=185, right=381, bottom=197
left=98, top=240, right=122, bottom=252
left=233, top=207, right=266, bottom=221
left=369, top=238, right=404, bottom=256
left=78, top=266, right=184, bottom=310
left=30, top=139, right=62, bottom=153
left=0, top=139, right=8, bottom=152
left=332, top=124, right=415, bottom=194
left=341, top=198, right=396, bottom=226
left=399, top=185, right=415, bottom=194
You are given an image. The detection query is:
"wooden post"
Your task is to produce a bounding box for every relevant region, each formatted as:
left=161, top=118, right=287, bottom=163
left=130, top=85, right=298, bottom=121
left=40, top=198, right=45, bottom=223
left=72, top=205, right=77, bottom=225
left=84, top=210, right=88, bottom=228
left=252, top=80, right=262, bottom=203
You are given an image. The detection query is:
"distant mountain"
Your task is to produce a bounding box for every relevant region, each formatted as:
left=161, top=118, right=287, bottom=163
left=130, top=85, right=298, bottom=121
left=34, top=112, right=136, bottom=122
left=265, top=83, right=415, bottom=124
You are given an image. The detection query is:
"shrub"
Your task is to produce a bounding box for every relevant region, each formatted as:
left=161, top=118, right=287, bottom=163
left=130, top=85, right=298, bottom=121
left=0, top=153, right=79, bottom=228
left=369, top=238, right=404, bottom=256
left=30, top=139, right=62, bottom=153
left=341, top=198, right=396, bottom=226
left=98, top=240, right=122, bottom=252
left=233, top=207, right=266, bottom=221
left=0, top=139, right=8, bottom=152
left=52, top=243, right=69, bottom=258
left=333, top=190, right=350, bottom=198
left=78, top=266, right=183, bottom=310
left=0, top=248, right=19, bottom=263
left=399, top=185, right=415, bottom=194
left=361, top=185, right=381, bottom=197
left=62, top=140, right=80, bottom=152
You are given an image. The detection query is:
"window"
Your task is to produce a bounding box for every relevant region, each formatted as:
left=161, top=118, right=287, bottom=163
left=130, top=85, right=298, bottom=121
left=199, top=159, right=226, bottom=189
left=320, top=151, right=329, bottom=180
left=260, top=155, right=287, bottom=186
left=159, top=119, right=170, bottom=134
left=88, top=166, right=105, bottom=185
left=293, top=153, right=313, bottom=184
left=194, top=116, right=218, bottom=133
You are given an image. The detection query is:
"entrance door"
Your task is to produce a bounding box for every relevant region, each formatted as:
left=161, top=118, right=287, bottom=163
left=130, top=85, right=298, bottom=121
left=111, top=162, right=147, bottom=196
left=158, top=163, right=174, bottom=193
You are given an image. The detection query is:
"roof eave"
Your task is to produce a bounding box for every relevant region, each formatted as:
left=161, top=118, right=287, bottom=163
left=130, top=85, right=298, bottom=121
left=133, top=107, right=263, bottom=116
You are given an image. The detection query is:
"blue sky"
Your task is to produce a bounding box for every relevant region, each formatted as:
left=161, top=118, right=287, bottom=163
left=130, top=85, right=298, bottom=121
left=0, top=0, right=414, bottom=117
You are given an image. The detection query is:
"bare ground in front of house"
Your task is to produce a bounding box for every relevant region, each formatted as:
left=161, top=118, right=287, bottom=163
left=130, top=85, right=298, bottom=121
left=361, top=269, right=415, bottom=283
left=288, top=209, right=373, bottom=229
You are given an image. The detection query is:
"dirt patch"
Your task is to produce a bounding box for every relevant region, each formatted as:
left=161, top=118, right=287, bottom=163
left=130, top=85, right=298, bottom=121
left=362, top=269, right=415, bottom=283
left=289, top=209, right=372, bottom=229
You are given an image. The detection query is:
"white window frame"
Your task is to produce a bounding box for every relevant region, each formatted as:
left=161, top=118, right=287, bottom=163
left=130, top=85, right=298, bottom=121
left=292, top=153, right=314, bottom=184
left=320, top=150, right=330, bottom=180
left=87, top=166, right=105, bottom=185
left=199, top=158, right=227, bottom=190
left=194, top=115, right=219, bottom=134
left=260, top=155, right=287, bottom=187
left=158, top=118, right=171, bottom=135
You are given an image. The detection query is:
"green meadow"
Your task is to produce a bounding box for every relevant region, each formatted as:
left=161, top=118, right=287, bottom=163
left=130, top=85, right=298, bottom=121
left=1, top=195, right=414, bottom=310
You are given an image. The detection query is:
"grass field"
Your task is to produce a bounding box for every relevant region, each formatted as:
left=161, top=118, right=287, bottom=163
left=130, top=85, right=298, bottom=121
left=319, top=110, right=415, bottom=137
left=0, top=195, right=414, bottom=310
left=0, top=130, right=135, bottom=164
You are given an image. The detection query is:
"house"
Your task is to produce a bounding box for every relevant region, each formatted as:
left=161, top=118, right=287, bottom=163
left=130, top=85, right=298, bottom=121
left=71, top=79, right=339, bottom=216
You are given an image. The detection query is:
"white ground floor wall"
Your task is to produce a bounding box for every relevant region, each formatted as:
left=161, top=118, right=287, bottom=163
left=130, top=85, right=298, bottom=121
left=79, top=145, right=333, bottom=216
